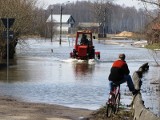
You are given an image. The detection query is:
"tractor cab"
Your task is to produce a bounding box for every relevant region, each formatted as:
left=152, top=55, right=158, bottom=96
left=70, top=31, right=100, bottom=60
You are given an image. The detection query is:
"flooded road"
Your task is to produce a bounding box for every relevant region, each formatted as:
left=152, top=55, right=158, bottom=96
left=0, top=38, right=159, bottom=116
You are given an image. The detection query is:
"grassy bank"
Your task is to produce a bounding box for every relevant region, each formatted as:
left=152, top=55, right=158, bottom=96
left=90, top=106, right=133, bottom=120
left=145, top=43, right=160, bottom=50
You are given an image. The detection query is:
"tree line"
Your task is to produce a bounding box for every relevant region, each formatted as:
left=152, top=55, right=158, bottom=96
left=47, top=0, right=152, bottom=34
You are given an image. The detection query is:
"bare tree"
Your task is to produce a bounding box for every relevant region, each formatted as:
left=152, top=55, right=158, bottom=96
left=0, top=0, right=38, bottom=59
left=137, top=0, right=159, bottom=17
left=137, top=0, right=160, bottom=65
left=138, top=0, right=160, bottom=43
left=138, top=0, right=160, bottom=7
left=92, top=0, right=113, bottom=35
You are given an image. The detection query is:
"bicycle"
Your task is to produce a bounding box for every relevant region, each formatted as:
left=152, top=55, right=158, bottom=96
left=106, top=83, right=121, bottom=117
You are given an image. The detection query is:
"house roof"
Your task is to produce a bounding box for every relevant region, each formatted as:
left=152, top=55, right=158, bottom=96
left=152, top=23, right=160, bottom=30
left=46, top=14, right=75, bottom=24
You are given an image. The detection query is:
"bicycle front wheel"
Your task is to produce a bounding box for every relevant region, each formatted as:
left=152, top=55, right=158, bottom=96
left=114, top=93, right=121, bottom=114
left=106, top=94, right=115, bottom=117
left=106, top=104, right=113, bottom=117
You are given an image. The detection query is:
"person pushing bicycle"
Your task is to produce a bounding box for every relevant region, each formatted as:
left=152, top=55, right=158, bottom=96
left=108, top=53, right=139, bottom=95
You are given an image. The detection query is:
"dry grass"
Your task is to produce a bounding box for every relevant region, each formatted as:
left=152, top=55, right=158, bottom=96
left=90, top=106, right=133, bottom=120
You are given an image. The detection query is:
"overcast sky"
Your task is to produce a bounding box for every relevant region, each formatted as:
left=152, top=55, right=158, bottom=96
left=37, top=0, right=143, bottom=9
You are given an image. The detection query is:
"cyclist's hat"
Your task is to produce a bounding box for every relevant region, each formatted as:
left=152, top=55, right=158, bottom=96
left=119, top=53, right=125, bottom=60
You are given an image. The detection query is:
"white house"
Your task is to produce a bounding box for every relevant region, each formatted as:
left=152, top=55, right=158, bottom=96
left=46, top=14, right=75, bottom=34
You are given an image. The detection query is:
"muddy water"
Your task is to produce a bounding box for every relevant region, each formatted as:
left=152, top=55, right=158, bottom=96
left=0, top=38, right=159, bottom=116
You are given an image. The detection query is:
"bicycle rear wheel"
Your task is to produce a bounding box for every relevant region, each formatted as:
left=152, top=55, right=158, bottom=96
left=114, top=93, right=121, bottom=114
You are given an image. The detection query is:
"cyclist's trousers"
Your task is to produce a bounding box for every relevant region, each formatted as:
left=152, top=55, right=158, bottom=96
left=109, top=75, right=135, bottom=92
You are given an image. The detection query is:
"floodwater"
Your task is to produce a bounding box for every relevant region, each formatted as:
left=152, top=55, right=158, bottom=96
left=0, top=38, right=159, bottom=116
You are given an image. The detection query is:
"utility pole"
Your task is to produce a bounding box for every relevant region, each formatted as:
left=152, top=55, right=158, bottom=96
left=6, top=18, right=9, bottom=82
left=59, top=5, right=62, bottom=45
left=59, top=1, right=70, bottom=45
left=51, top=9, right=53, bottom=42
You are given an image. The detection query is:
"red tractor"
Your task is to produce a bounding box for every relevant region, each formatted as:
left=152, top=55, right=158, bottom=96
left=70, top=31, right=100, bottom=60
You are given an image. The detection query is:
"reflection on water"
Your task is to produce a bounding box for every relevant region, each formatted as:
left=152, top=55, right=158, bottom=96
left=73, top=62, right=95, bottom=77
left=0, top=38, right=159, bottom=116
left=0, top=59, right=18, bottom=81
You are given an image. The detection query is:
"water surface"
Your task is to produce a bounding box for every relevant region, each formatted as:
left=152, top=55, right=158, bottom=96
left=0, top=38, right=159, bottom=116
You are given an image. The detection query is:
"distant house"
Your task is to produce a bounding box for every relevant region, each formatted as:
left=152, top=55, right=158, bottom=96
left=46, top=14, right=75, bottom=34
left=146, top=17, right=160, bottom=44
left=77, top=22, right=112, bottom=38
left=77, top=22, right=100, bottom=33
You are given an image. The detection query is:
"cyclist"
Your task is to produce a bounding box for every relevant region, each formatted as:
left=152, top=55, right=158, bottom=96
left=108, top=53, right=139, bottom=95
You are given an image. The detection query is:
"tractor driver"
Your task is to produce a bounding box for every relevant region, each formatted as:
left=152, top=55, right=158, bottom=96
left=80, top=34, right=89, bottom=45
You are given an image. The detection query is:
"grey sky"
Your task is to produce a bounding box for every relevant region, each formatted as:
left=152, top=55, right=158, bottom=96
left=38, top=0, right=143, bottom=9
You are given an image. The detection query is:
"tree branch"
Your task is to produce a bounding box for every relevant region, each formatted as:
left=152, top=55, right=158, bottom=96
left=138, top=0, right=160, bottom=7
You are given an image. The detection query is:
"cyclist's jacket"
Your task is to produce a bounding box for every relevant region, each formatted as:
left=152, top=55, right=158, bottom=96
left=108, top=59, right=130, bottom=82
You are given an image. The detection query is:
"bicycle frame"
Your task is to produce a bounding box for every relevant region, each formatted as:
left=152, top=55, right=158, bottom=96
left=111, top=84, right=120, bottom=99
left=106, top=84, right=121, bottom=117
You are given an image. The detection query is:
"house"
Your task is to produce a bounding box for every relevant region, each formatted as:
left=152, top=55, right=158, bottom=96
left=46, top=14, right=75, bottom=34
left=77, top=22, right=113, bottom=38
left=77, top=22, right=100, bottom=33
